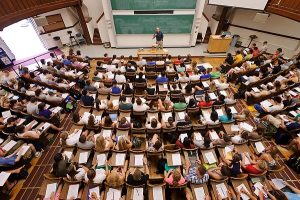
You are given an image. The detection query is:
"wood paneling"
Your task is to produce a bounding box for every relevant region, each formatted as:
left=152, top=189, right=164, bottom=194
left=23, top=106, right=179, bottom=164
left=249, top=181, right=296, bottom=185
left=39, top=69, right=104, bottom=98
left=0, top=0, right=81, bottom=30
left=266, top=0, right=300, bottom=21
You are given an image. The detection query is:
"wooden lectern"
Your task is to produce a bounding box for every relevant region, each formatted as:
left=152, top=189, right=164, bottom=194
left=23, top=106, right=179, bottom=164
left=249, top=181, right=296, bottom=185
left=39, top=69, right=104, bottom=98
left=207, top=35, right=232, bottom=53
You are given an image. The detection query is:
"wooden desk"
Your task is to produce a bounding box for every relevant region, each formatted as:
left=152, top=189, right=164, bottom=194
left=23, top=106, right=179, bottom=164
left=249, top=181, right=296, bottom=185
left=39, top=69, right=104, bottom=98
left=207, top=35, right=232, bottom=53
left=137, top=49, right=169, bottom=59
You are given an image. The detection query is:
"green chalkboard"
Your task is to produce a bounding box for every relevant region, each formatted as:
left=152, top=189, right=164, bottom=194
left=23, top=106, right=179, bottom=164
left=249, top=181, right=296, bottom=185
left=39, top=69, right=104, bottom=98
left=111, top=0, right=196, bottom=10
left=113, top=15, right=194, bottom=34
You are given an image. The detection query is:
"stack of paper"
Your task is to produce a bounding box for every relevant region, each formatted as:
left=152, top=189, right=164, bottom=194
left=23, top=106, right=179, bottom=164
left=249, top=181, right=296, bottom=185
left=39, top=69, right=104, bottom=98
left=208, top=93, right=217, bottom=100
left=2, top=110, right=12, bottom=119
left=194, top=187, right=205, bottom=200
left=79, top=152, right=89, bottom=164
left=229, top=107, right=238, bottom=114
left=89, top=187, right=100, bottom=199
left=2, top=140, right=17, bottom=151
left=240, top=122, right=254, bottom=132
left=216, top=183, right=228, bottom=199
left=67, top=184, right=79, bottom=199
left=95, top=154, right=105, bottom=166
left=205, top=152, right=216, bottom=164
left=172, top=153, right=182, bottom=166
left=178, top=112, right=185, bottom=120
left=255, top=142, right=265, bottom=153
left=133, top=188, right=143, bottom=200
left=216, top=109, right=224, bottom=116
left=0, top=172, right=11, bottom=186
left=231, top=125, right=240, bottom=132
left=107, top=188, right=121, bottom=200
left=102, top=129, right=112, bottom=138
left=134, top=154, right=144, bottom=166
left=115, top=153, right=125, bottom=166
left=237, top=184, right=250, bottom=200
left=152, top=186, right=163, bottom=200
left=45, top=183, right=57, bottom=198
left=194, top=132, right=203, bottom=141
left=64, top=151, right=73, bottom=160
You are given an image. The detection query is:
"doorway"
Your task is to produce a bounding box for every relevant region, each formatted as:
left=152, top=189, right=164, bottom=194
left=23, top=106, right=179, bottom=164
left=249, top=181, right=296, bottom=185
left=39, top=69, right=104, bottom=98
left=0, top=19, right=47, bottom=61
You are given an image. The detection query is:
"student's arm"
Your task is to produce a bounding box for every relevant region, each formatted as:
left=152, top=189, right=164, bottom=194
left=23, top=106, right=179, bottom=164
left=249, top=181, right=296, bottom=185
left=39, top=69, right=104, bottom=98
left=284, top=181, right=300, bottom=194
left=143, top=157, right=149, bottom=175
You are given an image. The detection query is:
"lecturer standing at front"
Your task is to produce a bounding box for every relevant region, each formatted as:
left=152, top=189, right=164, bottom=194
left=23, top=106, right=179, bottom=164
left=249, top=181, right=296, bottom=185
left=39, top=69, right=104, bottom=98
left=153, top=27, right=163, bottom=49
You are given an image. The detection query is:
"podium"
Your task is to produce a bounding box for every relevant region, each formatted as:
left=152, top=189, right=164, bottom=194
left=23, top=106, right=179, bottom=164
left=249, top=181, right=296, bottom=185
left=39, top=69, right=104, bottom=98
left=207, top=35, right=232, bottom=53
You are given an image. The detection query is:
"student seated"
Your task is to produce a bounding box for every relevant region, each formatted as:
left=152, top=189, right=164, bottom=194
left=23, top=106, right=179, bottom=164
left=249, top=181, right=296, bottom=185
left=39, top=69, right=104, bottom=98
left=161, top=116, right=176, bottom=128
left=115, top=136, right=132, bottom=151
left=111, top=82, right=121, bottom=94
left=207, top=164, right=231, bottom=180
left=265, top=178, right=300, bottom=200
left=173, top=96, right=187, bottom=109
left=101, top=116, right=116, bottom=128
left=187, top=98, right=197, bottom=108
left=241, top=154, right=267, bottom=174
left=158, top=98, right=173, bottom=111
left=84, top=80, right=97, bottom=92
left=15, top=125, right=41, bottom=139
left=254, top=96, right=284, bottom=114
left=60, top=130, right=81, bottom=147
left=176, top=136, right=195, bottom=149
left=37, top=103, right=53, bottom=119
left=206, top=109, right=220, bottom=125
left=164, top=168, right=186, bottom=186
left=212, top=95, right=225, bottom=106
left=76, top=133, right=95, bottom=149
left=210, top=131, right=231, bottom=146
left=185, top=160, right=209, bottom=184
left=146, top=118, right=161, bottom=129
left=122, top=83, right=133, bottom=95
left=85, top=166, right=108, bottom=184
left=51, top=153, right=74, bottom=177
left=118, top=96, right=132, bottom=111
left=80, top=89, right=94, bottom=106
left=133, top=97, right=149, bottom=112
left=248, top=146, right=278, bottom=169
left=46, top=90, right=63, bottom=103
left=118, top=117, right=131, bottom=129
left=106, top=163, right=128, bottom=187
left=219, top=107, right=233, bottom=122
left=156, top=71, right=168, bottom=84
left=198, top=93, right=213, bottom=108
left=95, top=135, right=114, bottom=153
left=147, top=134, right=163, bottom=152
left=126, top=158, right=149, bottom=186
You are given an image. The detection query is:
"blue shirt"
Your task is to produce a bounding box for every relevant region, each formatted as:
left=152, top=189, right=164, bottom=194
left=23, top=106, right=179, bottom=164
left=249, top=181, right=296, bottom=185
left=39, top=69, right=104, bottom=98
left=0, top=155, right=17, bottom=165
left=63, top=59, right=72, bottom=65
left=111, top=86, right=121, bottom=94
left=284, top=192, right=300, bottom=200
left=219, top=115, right=233, bottom=122
left=155, top=31, right=163, bottom=41
left=39, top=109, right=52, bottom=119
left=156, top=76, right=168, bottom=84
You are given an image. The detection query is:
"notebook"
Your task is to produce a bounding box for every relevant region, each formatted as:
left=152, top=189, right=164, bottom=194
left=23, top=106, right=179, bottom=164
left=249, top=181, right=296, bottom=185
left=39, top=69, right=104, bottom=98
left=134, top=154, right=144, bottom=167
left=172, top=153, right=182, bottom=166
left=115, top=153, right=125, bottom=166
left=216, top=183, right=228, bottom=199
left=2, top=110, right=12, bottom=119
left=45, top=183, right=57, bottom=198
left=67, top=184, right=79, bottom=199
left=133, top=188, right=143, bottom=200
left=152, top=186, right=163, bottom=200
left=97, top=154, right=106, bottom=166
left=194, top=187, right=205, bottom=200
left=79, top=152, right=89, bottom=164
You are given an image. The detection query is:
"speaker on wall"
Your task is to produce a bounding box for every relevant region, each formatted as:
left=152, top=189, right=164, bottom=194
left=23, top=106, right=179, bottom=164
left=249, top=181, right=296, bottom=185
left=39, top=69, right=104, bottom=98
left=253, top=12, right=270, bottom=23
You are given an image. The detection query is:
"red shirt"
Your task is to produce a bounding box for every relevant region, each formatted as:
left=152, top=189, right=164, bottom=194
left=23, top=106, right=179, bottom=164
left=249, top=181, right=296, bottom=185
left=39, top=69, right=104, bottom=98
left=176, top=140, right=195, bottom=149
left=253, top=49, right=260, bottom=57
left=244, top=164, right=262, bottom=174
left=198, top=101, right=213, bottom=108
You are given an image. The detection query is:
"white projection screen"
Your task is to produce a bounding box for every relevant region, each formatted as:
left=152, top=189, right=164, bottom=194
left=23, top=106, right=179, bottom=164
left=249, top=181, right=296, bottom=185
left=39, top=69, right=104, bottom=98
left=208, top=0, right=268, bottom=10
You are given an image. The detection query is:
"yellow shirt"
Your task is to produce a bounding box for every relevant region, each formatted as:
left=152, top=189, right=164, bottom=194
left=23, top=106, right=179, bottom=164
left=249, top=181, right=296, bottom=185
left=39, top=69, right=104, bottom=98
left=234, top=54, right=243, bottom=63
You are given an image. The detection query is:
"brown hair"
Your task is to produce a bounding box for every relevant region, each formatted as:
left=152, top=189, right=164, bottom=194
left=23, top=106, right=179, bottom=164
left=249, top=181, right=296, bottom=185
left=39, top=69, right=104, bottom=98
left=95, top=135, right=105, bottom=152
left=172, top=169, right=182, bottom=186
left=117, top=137, right=128, bottom=151
left=107, top=170, right=123, bottom=187
left=60, top=131, right=68, bottom=146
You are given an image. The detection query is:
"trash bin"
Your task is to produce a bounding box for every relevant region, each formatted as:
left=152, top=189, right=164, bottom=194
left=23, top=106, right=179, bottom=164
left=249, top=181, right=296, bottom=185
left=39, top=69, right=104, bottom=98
left=53, top=36, right=63, bottom=48
left=231, top=34, right=240, bottom=47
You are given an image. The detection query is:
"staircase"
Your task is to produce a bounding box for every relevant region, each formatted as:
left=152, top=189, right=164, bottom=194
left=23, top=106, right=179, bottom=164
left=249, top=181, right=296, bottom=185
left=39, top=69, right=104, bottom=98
left=93, top=28, right=102, bottom=45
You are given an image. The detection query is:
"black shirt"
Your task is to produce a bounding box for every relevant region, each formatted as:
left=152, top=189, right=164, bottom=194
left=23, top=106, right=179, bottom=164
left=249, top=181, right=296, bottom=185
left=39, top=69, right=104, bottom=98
left=155, top=31, right=163, bottom=41
left=126, top=173, right=149, bottom=186
left=81, top=95, right=94, bottom=106
left=3, top=125, right=16, bottom=134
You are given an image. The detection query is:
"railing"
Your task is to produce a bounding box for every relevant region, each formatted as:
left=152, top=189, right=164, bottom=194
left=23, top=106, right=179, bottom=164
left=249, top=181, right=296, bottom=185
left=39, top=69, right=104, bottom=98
left=96, top=12, right=105, bottom=23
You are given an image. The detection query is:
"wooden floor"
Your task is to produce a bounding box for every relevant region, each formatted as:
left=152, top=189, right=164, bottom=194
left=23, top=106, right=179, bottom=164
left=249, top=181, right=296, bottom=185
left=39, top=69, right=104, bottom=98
left=10, top=56, right=300, bottom=200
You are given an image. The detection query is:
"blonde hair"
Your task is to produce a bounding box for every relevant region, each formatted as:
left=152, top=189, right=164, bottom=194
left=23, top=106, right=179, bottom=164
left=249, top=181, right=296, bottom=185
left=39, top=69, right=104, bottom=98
left=132, top=168, right=142, bottom=181
left=60, top=131, right=68, bottom=146
left=117, top=137, right=128, bottom=151
left=172, top=169, right=182, bottom=186
left=95, top=135, right=105, bottom=152
left=258, top=160, right=267, bottom=171
left=107, top=170, right=123, bottom=187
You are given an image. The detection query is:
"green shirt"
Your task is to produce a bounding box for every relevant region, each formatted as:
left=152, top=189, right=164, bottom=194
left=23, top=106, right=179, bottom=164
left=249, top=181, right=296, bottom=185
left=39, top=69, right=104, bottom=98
left=174, top=102, right=187, bottom=109
left=211, top=71, right=221, bottom=78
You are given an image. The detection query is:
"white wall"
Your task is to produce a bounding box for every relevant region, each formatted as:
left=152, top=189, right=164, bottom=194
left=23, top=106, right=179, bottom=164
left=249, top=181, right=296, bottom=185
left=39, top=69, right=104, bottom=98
left=203, top=0, right=218, bottom=34
left=228, top=8, right=300, bottom=57
left=83, top=0, right=102, bottom=27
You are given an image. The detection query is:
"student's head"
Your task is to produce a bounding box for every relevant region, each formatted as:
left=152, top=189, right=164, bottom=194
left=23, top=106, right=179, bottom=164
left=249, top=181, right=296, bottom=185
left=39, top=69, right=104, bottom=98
left=204, top=93, right=210, bottom=102
left=185, top=83, right=193, bottom=94
left=241, top=131, right=249, bottom=140
left=172, top=84, right=177, bottom=90
left=218, top=95, right=225, bottom=102
left=248, top=49, right=253, bottom=54
left=129, top=55, right=133, bottom=60
left=104, top=53, right=108, bottom=57
left=150, top=118, right=158, bottom=128
left=96, top=135, right=105, bottom=152
left=257, top=160, right=268, bottom=171
left=167, top=117, right=173, bottom=125
left=54, top=153, right=63, bottom=163
left=82, top=89, right=88, bottom=96
left=88, top=115, right=95, bottom=126
left=203, top=137, right=211, bottom=148
left=232, top=153, right=242, bottom=163
left=40, top=59, right=46, bottom=65
left=38, top=102, right=46, bottom=111
left=87, top=168, right=96, bottom=182
left=188, top=99, right=196, bottom=107
left=196, top=165, right=207, bottom=178
left=276, top=48, right=282, bottom=53
left=7, top=117, right=17, bottom=125
left=274, top=81, right=281, bottom=89
left=182, top=137, right=192, bottom=148
left=268, top=146, right=279, bottom=158
left=107, top=170, right=123, bottom=187
left=79, top=135, right=87, bottom=143
left=179, top=96, right=186, bottom=103
left=153, top=140, right=162, bottom=151
left=136, top=97, right=142, bottom=106
left=223, top=133, right=231, bottom=143
left=97, top=61, right=102, bottom=67
left=273, top=96, right=282, bottom=104
left=225, top=107, right=232, bottom=119
left=86, top=80, right=91, bottom=86
left=161, top=71, right=166, bottom=77
left=104, top=116, right=113, bottom=127
left=132, top=168, right=143, bottom=181
left=48, top=90, right=55, bottom=96
left=172, top=169, right=182, bottom=186
left=50, top=53, right=55, bottom=58
left=119, top=95, right=126, bottom=102
left=120, top=117, right=127, bottom=125
left=210, top=110, right=219, bottom=122
left=220, top=165, right=231, bottom=177
left=60, top=132, right=68, bottom=145
left=72, top=112, right=80, bottom=123
left=236, top=50, right=241, bottom=55
left=117, top=137, right=128, bottom=151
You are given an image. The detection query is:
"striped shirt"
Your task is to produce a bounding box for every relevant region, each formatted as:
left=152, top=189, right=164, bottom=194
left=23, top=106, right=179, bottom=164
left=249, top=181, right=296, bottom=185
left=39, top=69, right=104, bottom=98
left=185, top=166, right=209, bottom=184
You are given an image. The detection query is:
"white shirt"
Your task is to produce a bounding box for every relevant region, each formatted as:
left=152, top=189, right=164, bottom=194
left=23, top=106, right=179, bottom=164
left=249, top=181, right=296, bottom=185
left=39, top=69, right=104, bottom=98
left=268, top=103, right=284, bottom=113
left=39, top=74, right=47, bottom=82
left=115, top=74, right=126, bottom=83
left=84, top=168, right=106, bottom=184
left=106, top=65, right=116, bottom=72
left=133, top=103, right=149, bottom=112
left=27, top=102, right=38, bottom=114
left=189, top=74, right=199, bottom=81
left=216, top=83, right=229, bottom=90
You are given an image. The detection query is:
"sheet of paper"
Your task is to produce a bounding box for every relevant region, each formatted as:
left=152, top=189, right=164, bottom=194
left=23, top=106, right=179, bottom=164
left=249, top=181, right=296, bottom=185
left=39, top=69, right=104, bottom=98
left=112, top=100, right=119, bottom=107
left=134, top=154, right=144, bottom=166
left=243, top=153, right=251, bottom=165
left=295, top=87, right=300, bottom=93
left=17, top=118, right=26, bottom=126
left=89, top=186, right=100, bottom=199
left=64, top=151, right=73, bottom=160
left=0, top=172, right=11, bottom=186
left=107, top=188, right=121, bottom=200
left=180, top=133, right=188, bottom=143
left=133, top=188, right=143, bottom=200
left=231, top=125, right=240, bottom=132
left=208, top=93, right=217, bottom=100
left=97, top=154, right=106, bottom=166
left=62, top=93, right=69, bottom=99
left=52, top=107, right=62, bottom=113
left=229, top=106, right=238, bottom=114
left=194, top=187, right=206, bottom=200
left=290, top=111, right=298, bottom=117
left=2, top=110, right=11, bottom=118
left=237, top=184, right=250, bottom=200
left=67, top=184, right=79, bottom=199
left=45, top=183, right=57, bottom=198
left=172, top=153, right=182, bottom=166
left=202, top=82, right=209, bottom=88
left=224, top=145, right=234, bottom=157
left=178, top=112, right=185, bottom=120
left=153, top=186, right=163, bottom=200
left=289, top=90, right=297, bottom=96
left=210, top=131, right=219, bottom=140
left=0, top=138, right=3, bottom=144
left=79, top=152, right=89, bottom=164
left=216, top=109, right=224, bottom=116
left=203, top=111, right=210, bottom=121
left=69, top=82, right=76, bottom=87
left=219, top=90, right=227, bottom=97
left=205, top=152, right=216, bottom=164
left=115, top=153, right=125, bottom=166
left=102, top=129, right=112, bottom=138
left=271, top=178, right=286, bottom=190
left=253, top=182, right=266, bottom=196
left=2, top=140, right=17, bottom=151
left=163, top=84, right=168, bottom=89
left=240, top=122, right=254, bottom=132
left=194, top=132, right=203, bottom=141
left=17, top=145, right=30, bottom=156
left=216, top=183, right=228, bottom=199
left=255, top=142, right=265, bottom=153
left=261, top=100, right=272, bottom=108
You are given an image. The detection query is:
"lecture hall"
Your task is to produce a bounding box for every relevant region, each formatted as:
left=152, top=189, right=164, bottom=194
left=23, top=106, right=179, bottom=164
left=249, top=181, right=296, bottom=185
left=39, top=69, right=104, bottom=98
left=0, top=0, right=299, bottom=200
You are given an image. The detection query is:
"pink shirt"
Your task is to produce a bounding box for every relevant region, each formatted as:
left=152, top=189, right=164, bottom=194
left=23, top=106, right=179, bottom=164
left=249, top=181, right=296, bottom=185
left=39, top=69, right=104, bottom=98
left=165, top=175, right=186, bottom=185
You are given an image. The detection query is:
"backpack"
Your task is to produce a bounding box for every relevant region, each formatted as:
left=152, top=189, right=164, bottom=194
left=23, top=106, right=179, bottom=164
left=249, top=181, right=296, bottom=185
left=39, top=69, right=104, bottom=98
left=132, top=137, right=142, bottom=148
left=286, top=152, right=300, bottom=173
left=259, top=121, right=277, bottom=138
